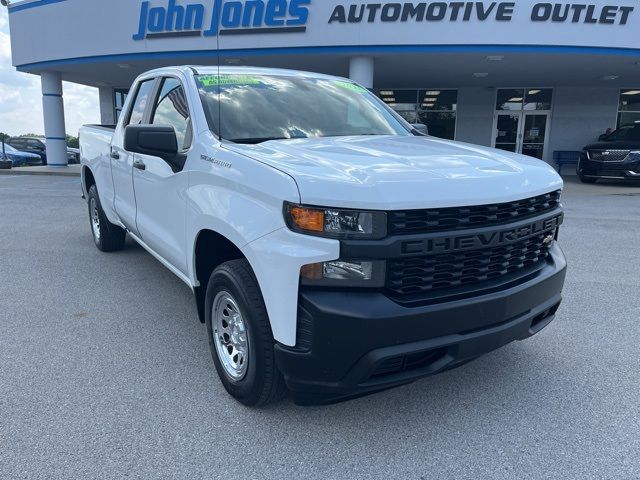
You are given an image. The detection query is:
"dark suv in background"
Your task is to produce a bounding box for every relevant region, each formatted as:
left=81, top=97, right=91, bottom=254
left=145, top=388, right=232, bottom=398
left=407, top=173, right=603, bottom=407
left=578, top=124, right=640, bottom=183
left=7, top=137, right=48, bottom=165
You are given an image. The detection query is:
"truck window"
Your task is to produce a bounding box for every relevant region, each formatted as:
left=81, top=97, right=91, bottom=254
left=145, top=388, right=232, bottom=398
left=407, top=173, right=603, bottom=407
left=195, top=74, right=412, bottom=144
left=127, top=79, right=155, bottom=126
left=151, top=78, right=192, bottom=151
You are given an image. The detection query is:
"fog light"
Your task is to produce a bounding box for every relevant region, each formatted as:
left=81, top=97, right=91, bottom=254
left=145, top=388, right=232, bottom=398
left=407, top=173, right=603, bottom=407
left=300, top=260, right=385, bottom=287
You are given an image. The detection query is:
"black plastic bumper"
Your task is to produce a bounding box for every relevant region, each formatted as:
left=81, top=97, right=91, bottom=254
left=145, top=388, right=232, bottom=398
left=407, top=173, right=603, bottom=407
left=578, top=156, right=640, bottom=180
left=275, top=245, right=567, bottom=405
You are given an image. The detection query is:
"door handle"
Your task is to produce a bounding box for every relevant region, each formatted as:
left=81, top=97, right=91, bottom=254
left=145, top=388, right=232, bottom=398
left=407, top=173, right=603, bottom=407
left=133, top=159, right=146, bottom=171
left=110, top=150, right=120, bottom=160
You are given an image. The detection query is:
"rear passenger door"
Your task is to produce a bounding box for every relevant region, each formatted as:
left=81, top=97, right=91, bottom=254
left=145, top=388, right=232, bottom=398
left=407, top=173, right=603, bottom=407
left=132, top=76, right=191, bottom=275
left=112, top=77, right=157, bottom=235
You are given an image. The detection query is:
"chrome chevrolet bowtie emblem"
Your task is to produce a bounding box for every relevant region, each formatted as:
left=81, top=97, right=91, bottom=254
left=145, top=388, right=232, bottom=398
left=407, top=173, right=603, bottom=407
left=543, top=235, right=554, bottom=245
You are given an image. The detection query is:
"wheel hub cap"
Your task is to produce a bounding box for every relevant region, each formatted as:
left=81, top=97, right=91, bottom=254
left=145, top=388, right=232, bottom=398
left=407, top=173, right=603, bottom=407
left=212, top=292, right=249, bottom=380
left=90, top=197, right=101, bottom=241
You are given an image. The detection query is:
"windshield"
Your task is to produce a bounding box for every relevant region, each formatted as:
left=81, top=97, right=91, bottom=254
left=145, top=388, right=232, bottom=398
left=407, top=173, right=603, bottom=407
left=195, top=74, right=411, bottom=144
left=606, top=124, right=640, bottom=141
left=3, top=144, right=17, bottom=153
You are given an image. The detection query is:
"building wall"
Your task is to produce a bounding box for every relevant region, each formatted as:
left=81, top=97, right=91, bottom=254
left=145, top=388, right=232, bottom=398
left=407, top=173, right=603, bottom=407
left=455, top=87, right=496, bottom=147
left=547, top=87, right=620, bottom=157
left=455, top=86, right=621, bottom=164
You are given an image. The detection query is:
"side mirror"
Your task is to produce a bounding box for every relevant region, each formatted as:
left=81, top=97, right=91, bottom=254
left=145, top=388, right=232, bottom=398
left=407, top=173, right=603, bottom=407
left=598, top=134, right=608, bottom=142
left=124, top=125, right=178, bottom=162
left=411, top=123, right=429, bottom=136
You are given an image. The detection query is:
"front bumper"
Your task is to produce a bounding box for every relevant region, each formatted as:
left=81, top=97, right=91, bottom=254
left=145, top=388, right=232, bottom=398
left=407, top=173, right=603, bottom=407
left=578, top=155, right=640, bottom=180
left=275, top=244, right=566, bottom=405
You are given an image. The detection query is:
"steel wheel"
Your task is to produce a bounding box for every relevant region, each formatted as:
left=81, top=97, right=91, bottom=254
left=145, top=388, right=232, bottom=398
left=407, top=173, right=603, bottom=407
left=90, top=197, right=101, bottom=242
left=212, top=291, right=249, bottom=381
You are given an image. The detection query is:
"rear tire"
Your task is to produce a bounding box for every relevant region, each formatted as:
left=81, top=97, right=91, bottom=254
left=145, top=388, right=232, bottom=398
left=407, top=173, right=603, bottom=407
left=87, top=185, right=126, bottom=252
left=578, top=173, right=598, bottom=184
left=205, top=259, right=287, bottom=406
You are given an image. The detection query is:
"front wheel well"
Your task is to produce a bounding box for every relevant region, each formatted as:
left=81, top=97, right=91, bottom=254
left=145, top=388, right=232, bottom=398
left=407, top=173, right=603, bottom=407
left=193, top=230, right=246, bottom=323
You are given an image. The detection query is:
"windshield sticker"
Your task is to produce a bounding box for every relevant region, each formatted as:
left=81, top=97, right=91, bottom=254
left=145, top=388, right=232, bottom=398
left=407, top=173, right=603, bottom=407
left=335, top=81, right=368, bottom=93
left=197, top=75, right=262, bottom=87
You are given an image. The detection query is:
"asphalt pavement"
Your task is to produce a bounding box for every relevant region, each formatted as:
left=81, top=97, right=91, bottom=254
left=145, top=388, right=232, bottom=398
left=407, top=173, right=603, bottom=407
left=1, top=175, right=639, bottom=479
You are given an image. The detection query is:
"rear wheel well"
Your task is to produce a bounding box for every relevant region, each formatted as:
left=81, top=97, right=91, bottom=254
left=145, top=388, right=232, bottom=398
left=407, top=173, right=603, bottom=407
left=83, top=166, right=96, bottom=196
left=193, top=230, right=245, bottom=323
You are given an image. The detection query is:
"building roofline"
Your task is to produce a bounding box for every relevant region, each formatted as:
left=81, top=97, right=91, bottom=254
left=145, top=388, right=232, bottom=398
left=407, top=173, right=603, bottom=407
left=15, top=44, right=640, bottom=73
left=8, top=0, right=67, bottom=14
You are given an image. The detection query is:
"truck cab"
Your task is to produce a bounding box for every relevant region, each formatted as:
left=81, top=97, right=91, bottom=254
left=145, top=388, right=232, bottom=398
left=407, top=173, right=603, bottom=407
left=80, top=66, right=566, bottom=406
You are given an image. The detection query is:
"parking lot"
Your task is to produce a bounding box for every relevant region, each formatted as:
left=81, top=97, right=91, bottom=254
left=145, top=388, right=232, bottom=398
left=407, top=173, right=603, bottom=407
left=1, top=174, right=639, bottom=479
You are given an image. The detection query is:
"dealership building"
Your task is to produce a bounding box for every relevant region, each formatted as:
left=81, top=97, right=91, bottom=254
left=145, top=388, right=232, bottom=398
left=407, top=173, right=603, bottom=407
left=6, top=0, right=640, bottom=166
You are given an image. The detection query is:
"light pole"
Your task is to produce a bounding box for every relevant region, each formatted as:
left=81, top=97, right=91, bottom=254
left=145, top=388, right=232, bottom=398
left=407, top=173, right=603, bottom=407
left=2, top=0, right=11, bottom=158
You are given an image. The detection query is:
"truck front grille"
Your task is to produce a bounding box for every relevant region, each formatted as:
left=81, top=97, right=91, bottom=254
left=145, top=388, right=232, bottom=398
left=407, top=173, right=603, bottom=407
left=386, top=232, right=554, bottom=298
left=388, top=191, right=561, bottom=235
left=587, top=150, right=630, bottom=162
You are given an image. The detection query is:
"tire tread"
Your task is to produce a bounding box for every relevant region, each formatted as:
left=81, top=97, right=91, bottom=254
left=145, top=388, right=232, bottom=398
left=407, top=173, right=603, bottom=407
left=210, top=259, right=287, bottom=406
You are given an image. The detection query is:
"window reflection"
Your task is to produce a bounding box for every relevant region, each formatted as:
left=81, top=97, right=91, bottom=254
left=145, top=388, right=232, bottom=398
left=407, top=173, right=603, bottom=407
left=376, top=89, right=458, bottom=140
left=617, top=89, right=640, bottom=128
left=497, top=88, right=552, bottom=111
left=197, top=76, right=410, bottom=143
left=152, top=78, right=192, bottom=151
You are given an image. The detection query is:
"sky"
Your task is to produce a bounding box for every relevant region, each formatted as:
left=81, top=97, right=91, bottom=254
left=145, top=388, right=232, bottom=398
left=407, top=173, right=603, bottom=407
left=0, top=7, right=99, bottom=137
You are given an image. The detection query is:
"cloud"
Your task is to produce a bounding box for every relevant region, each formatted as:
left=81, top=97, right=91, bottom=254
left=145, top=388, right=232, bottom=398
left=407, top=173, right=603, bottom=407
left=0, top=8, right=99, bottom=137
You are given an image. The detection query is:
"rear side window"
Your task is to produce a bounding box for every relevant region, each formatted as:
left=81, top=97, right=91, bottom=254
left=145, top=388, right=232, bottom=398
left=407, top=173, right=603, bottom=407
left=10, top=139, right=24, bottom=147
left=151, top=78, right=192, bottom=151
left=126, top=79, right=155, bottom=126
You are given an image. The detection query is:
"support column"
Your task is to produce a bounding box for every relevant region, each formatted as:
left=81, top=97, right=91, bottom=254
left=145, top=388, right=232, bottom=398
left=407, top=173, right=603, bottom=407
left=41, top=72, right=68, bottom=166
left=98, top=86, right=116, bottom=125
left=349, top=56, right=374, bottom=89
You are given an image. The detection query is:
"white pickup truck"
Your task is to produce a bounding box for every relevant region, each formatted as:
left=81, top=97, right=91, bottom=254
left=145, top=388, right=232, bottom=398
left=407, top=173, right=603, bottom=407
left=80, top=66, right=566, bottom=406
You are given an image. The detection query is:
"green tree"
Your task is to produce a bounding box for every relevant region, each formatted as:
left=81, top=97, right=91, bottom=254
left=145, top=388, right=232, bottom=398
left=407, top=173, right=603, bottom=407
left=66, top=135, right=79, bottom=149
left=0, top=132, right=9, bottom=143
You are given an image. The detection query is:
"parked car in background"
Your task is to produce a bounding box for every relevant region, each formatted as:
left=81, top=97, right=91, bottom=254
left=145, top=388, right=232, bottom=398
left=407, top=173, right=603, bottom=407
left=1, top=144, right=43, bottom=167
left=578, top=123, right=640, bottom=183
left=67, top=147, right=80, bottom=164
left=7, top=137, right=47, bottom=165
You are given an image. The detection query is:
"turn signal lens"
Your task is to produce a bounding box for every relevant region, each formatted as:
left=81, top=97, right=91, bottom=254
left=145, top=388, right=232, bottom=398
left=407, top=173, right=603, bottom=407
left=288, top=206, right=325, bottom=233
left=300, top=263, right=324, bottom=280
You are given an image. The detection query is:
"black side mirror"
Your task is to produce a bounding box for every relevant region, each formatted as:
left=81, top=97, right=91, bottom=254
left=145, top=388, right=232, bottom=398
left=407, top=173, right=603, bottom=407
left=598, top=134, right=608, bottom=142
left=124, top=125, right=178, bottom=162
left=411, top=123, right=429, bottom=136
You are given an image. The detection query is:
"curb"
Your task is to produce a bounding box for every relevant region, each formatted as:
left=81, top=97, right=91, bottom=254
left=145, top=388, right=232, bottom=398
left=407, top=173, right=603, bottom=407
left=0, top=167, right=81, bottom=177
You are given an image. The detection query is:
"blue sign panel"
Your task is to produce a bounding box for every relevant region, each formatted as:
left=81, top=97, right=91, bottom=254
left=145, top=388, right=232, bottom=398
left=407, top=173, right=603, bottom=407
left=133, top=0, right=311, bottom=40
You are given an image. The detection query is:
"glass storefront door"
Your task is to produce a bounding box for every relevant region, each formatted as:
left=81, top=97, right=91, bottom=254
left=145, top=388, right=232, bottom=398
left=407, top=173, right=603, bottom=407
left=492, top=112, right=550, bottom=160
left=521, top=113, right=548, bottom=160
left=494, top=113, right=520, bottom=152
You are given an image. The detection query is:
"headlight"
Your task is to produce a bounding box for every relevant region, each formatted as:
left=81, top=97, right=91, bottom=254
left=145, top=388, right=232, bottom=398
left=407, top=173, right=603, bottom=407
left=300, top=260, right=385, bottom=287
left=284, top=203, right=387, bottom=239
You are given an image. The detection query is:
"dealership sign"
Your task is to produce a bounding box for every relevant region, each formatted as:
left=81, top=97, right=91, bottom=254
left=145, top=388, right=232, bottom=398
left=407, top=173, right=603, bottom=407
left=328, top=2, right=634, bottom=25
left=133, top=0, right=635, bottom=40
left=133, top=0, right=311, bottom=39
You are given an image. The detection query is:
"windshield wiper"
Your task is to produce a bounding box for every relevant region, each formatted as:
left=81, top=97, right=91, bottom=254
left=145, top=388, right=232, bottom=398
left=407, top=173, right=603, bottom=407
left=229, top=137, right=295, bottom=145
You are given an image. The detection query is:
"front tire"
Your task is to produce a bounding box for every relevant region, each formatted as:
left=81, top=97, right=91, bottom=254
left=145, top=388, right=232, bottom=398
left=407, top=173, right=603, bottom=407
left=87, top=185, right=126, bottom=252
left=205, top=259, right=286, bottom=406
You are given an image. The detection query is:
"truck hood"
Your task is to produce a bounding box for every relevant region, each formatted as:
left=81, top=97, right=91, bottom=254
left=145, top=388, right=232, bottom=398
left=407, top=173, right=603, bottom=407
left=227, top=135, right=563, bottom=210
